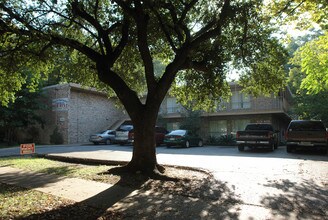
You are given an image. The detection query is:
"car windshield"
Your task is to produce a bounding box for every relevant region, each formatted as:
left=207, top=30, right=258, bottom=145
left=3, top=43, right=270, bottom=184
left=168, top=130, right=187, bottom=136
left=289, top=121, right=325, bottom=131
left=117, top=125, right=133, bottom=131
left=245, top=124, right=273, bottom=131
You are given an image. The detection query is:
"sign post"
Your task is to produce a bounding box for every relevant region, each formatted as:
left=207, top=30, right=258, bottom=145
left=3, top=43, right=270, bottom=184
left=20, top=143, right=35, bottom=155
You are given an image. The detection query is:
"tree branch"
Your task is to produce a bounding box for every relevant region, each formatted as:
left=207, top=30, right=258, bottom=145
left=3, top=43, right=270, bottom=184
left=190, top=0, right=233, bottom=48
left=51, top=35, right=100, bottom=62
left=111, top=17, right=130, bottom=64
left=71, top=1, right=113, bottom=55
left=134, top=1, right=157, bottom=93
left=151, top=6, right=177, bottom=52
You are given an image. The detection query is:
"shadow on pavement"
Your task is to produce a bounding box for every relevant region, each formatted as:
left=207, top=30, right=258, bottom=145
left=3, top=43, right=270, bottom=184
left=261, top=179, right=328, bottom=220
left=105, top=177, right=241, bottom=219
left=22, top=170, right=242, bottom=219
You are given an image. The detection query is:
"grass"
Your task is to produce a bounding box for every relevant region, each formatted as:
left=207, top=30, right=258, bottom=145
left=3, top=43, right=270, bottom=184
left=0, top=183, right=119, bottom=220
left=0, top=156, right=119, bottom=184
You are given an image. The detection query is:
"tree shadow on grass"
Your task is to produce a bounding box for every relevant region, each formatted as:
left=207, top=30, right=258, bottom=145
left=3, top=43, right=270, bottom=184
left=261, top=179, right=328, bottom=220
left=21, top=166, right=241, bottom=219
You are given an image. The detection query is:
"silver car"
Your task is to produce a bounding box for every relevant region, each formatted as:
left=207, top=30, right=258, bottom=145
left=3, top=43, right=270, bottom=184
left=89, top=130, right=115, bottom=145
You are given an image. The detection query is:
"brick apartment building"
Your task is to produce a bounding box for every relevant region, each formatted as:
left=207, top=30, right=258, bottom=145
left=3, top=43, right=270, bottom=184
left=159, top=82, right=293, bottom=144
left=37, top=83, right=128, bottom=144
left=37, top=82, right=292, bottom=144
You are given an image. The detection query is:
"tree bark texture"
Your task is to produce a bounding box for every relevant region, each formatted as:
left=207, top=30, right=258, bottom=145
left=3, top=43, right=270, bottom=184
left=125, top=104, right=163, bottom=174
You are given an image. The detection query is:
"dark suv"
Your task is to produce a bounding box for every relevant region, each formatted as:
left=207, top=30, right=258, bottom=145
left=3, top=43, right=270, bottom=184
left=285, top=120, right=327, bottom=153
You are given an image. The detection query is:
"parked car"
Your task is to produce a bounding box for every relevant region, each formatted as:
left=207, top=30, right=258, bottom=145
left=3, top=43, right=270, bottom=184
left=285, top=120, right=328, bottom=154
left=236, top=123, right=279, bottom=152
left=89, top=130, right=116, bottom=145
left=115, top=125, right=134, bottom=145
left=164, top=129, right=203, bottom=148
left=154, top=126, right=169, bottom=146
left=115, top=125, right=168, bottom=146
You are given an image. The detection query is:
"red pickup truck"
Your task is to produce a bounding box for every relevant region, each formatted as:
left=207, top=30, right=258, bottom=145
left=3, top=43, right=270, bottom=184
left=236, top=123, right=279, bottom=152
left=285, top=120, right=328, bottom=154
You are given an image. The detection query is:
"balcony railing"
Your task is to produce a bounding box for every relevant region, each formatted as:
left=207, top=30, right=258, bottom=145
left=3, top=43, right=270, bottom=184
left=160, top=96, right=288, bottom=116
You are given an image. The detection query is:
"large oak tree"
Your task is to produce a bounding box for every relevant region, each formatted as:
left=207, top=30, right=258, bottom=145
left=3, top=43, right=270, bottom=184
left=0, top=0, right=288, bottom=175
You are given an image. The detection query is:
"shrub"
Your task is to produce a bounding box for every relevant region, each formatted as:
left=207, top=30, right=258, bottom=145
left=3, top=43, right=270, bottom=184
left=218, top=134, right=236, bottom=146
left=50, top=127, right=64, bottom=145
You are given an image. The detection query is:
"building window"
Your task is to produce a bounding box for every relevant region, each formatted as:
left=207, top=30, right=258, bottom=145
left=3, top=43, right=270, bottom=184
left=216, top=99, right=229, bottom=111
left=167, top=122, right=180, bottom=131
left=209, top=120, right=227, bottom=138
left=231, top=119, right=250, bottom=134
left=167, top=98, right=180, bottom=113
left=231, top=91, right=251, bottom=109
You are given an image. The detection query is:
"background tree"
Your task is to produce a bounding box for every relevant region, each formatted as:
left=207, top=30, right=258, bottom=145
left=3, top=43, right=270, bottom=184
left=274, top=0, right=328, bottom=124
left=179, top=109, right=202, bottom=135
left=0, top=82, right=45, bottom=145
left=269, top=0, right=328, bottom=93
left=287, top=32, right=328, bottom=125
left=290, top=33, right=328, bottom=93
left=0, top=0, right=288, bottom=175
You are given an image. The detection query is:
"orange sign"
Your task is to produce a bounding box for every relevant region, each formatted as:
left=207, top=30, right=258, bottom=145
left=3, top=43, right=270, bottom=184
left=20, top=143, right=35, bottom=155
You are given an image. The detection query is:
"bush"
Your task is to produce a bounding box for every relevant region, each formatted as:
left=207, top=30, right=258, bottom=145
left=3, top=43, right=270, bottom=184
left=206, top=134, right=236, bottom=146
left=50, top=127, right=64, bottom=145
left=26, top=127, right=40, bottom=143
left=218, top=134, right=236, bottom=146
left=207, top=136, right=219, bottom=144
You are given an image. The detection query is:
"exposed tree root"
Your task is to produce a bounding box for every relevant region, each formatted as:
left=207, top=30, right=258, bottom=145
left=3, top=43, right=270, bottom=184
left=106, top=163, right=179, bottom=182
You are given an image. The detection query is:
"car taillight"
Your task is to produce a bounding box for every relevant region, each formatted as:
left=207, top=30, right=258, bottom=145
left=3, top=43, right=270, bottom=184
left=284, top=131, right=288, bottom=140
left=129, top=132, right=134, bottom=139
left=236, top=132, right=240, bottom=139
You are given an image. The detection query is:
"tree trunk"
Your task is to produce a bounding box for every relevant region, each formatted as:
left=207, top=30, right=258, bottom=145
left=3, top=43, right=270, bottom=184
left=124, top=107, right=163, bottom=175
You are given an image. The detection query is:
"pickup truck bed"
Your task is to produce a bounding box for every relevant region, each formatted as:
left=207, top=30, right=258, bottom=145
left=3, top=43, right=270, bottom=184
left=285, top=120, right=327, bottom=153
left=236, top=124, right=278, bottom=152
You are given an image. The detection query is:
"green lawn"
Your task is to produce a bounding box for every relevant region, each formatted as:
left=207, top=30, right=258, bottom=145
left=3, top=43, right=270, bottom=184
left=0, top=157, right=117, bottom=183
left=0, top=183, right=119, bottom=220
left=0, top=157, right=121, bottom=219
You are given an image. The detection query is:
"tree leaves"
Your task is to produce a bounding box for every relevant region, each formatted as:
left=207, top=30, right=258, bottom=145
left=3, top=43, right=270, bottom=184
left=290, top=32, right=328, bottom=93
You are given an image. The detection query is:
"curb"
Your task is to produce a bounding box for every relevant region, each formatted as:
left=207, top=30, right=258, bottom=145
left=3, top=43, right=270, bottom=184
left=35, top=154, right=213, bottom=176
left=36, top=154, right=128, bottom=166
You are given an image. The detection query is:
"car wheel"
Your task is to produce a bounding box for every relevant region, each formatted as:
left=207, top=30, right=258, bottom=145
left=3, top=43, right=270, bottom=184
left=185, top=140, right=190, bottom=148
left=93, top=142, right=99, bottom=145
left=198, top=140, right=203, bottom=147
left=238, top=145, right=244, bottom=151
left=106, top=139, right=111, bottom=145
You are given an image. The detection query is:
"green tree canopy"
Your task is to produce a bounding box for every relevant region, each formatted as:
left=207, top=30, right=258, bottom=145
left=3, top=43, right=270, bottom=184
left=287, top=31, right=328, bottom=124
left=0, top=82, right=45, bottom=145
left=290, top=32, right=328, bottom=93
